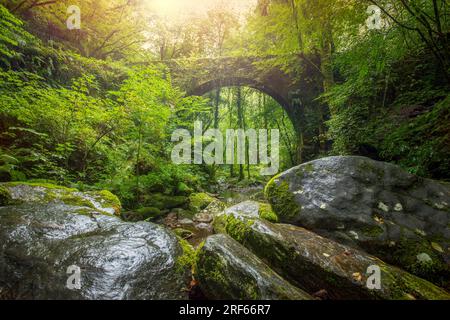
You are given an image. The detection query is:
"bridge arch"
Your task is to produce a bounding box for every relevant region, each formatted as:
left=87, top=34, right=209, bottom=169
left=188, top=77, right=292, bottom=114
left=168, top=55, right=322, bottom=135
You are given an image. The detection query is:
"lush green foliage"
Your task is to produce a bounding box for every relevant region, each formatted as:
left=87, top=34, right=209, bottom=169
left=1, top=0, right=449, bottom=214
left=240, top=0, right=450, bottom=179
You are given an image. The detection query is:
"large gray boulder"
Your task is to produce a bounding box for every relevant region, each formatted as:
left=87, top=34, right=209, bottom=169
left=214, top=205, right=450, bottom=300
left=197, top=234, right=312, bottom=300
left=265, top=156, right=450, bottom=288
left=0, top=185, right=190, bottom=300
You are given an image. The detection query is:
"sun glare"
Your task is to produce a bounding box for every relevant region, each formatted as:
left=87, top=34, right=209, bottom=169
left=145, top=0, right=256, bottom=19
left=150, top=0, right=182, bottom=16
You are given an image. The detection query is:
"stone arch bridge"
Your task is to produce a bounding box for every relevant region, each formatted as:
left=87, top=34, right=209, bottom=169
left=164, top=54, right=325, bottom=161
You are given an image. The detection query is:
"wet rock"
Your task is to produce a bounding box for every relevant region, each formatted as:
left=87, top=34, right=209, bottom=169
left=265, top=156, right=450, bottom=287
left=192, top=197, right=225, bottom=225
left=194, top=212, right=213, bottom=224
left=224, top=200, right=260, bottom=219
left=219, top=186, right=264, bottom=206
left=203, top=199, right=226, bottom=215
left=1, top=182, right=121, bottom=215
left=223, top=200, right=278, bottom=223
left=214, top=206, right=450, bottom=300
left=195, top=223, right=213, bottom=233
left=178, top=218, right=195, bottom=226
left=0, top=203, right=190, bottom=300
left=197, top=234, right=312, bottom=300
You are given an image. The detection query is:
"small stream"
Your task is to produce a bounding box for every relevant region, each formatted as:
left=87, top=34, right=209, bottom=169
left=162, top=183, right=266, bottom=247
left=218, top=186, right=265, bottom=206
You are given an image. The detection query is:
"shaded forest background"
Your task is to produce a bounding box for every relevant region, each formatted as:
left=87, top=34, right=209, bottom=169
left=0, top=0, right=449, bottom=210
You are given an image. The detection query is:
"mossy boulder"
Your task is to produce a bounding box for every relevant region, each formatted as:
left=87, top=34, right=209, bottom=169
left=0, top=186, right=12, bottom=206
left=197, top=234, right=312, bottom=300
left=143, top=193, right=188, bottom=210
left=265, top=156, right=450, bottom=288
left=0, top=202, right=190, bottom=299
left=1, top=182, right=121, bottom=215
left=188, top=193, right=216, bottom=212
left=214, top=205, right=450, bottom=300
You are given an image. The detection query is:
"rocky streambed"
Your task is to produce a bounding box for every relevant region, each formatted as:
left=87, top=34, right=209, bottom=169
left=0, top=156, right=449, bottom=300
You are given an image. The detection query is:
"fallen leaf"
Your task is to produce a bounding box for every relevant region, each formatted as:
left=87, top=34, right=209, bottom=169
left=374, top=216, right=384, bottom=224
left=352, top=272, right=362, bottom=282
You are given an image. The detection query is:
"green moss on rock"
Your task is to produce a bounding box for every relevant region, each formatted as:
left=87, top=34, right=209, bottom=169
left=0, top=186, right=12, bottom=206
left=258, top=203, right=279, bottom=223
left=376, top=237, right=450, bottom=289
left=60, top=194, right=94, bottom=208
left=176, top=237, right=198, bottom=275
left=91, top=190, right=121, bottom=211
left=213, top=213, right=254, bottom=243
left=3, top=182, right=121, bottom=215
left=5, top=181, right=77, bottom=192
left=380, top=264, right=450, bottom=300
left=75, top=208, right=97, bottom=217
left=196, top=246, right=229, bottom=293
left=265, top=179, right=300, bottom=219
left=188, top=192, right=215, bottom=212
left=144, top=193, right=188, bottom=210
left=196, top=234, right=312, bottom=300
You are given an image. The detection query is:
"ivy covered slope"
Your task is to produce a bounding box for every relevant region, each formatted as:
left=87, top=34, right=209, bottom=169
left=0, top=4, right=211, bottom=211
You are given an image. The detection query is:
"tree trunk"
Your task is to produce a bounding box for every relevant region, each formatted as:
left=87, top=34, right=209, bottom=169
left=228, top=89, right=235, bottom=178
left=135, top=123, right=143, bottom=202
left=237, top=87, right=244, bottom=181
